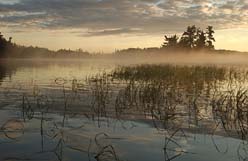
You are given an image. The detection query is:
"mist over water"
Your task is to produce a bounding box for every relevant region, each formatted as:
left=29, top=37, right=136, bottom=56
left=1, top=54, right=248, bottom=161
left=107, top=52, right=248, bottom=66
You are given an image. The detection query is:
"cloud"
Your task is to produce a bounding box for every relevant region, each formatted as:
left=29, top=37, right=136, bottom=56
left=0, top=0, right=247, bottom=36
left=82, top=28, right=143, bottom=36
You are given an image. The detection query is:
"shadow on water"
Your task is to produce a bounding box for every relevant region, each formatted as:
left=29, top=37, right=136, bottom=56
left=2, top=63, right=248, bottom=160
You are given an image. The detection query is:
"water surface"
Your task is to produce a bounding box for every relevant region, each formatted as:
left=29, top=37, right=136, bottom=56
left=0, top=59, right=248, bottom=161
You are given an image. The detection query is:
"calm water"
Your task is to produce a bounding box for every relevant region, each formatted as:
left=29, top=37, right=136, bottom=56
left=0, top=59, right=248, bottom=161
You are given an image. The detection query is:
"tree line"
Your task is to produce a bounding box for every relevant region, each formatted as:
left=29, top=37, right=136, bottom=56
left=0, top=33, right=91, bottom=59
left=162, top=25, right=215, bottom=50
left=0, top=25, right=217, bottom=58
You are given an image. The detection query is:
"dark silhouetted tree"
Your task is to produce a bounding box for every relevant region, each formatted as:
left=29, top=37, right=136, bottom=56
left=0, top=32, right=8, bottom=58
left=195, top=29, right=206, bottom=49
left=162, top=35, right=179, bottom=49
left=206, top=26, right=215, bottom=49
left=162, top=25, right=215, bottom=51
left=0, top=33, right=18, bottom=58
left=9, top=37, right=12, bottom=43
left=180, top=25, right=197, bottom=49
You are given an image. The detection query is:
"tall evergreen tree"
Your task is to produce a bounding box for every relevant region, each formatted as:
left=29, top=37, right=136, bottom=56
left=195, top=29, right=206, bottom=49
left=162, top=35, right=179, bottom=49
left=0, top=32, right=7, bottom=58
left=0, top=32, right=14, bottom=58
left=180, top=25, right=197, bottom=49
left=206, top=26, right=215, bottom=49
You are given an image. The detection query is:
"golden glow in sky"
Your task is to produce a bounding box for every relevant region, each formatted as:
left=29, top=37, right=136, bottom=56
left=2, top=28, right=247, bottom=53
left=0, top=0, right=247, bottom=52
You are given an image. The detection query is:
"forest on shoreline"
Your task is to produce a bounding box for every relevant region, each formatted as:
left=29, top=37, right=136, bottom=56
left=0, top=25, right=247, bottom=59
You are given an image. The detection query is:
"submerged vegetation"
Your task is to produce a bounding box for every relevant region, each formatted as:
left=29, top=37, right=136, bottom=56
left=2, top=63, right=248, bottom=160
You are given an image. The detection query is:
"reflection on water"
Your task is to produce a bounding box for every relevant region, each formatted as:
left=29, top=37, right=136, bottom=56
left=1, top=60, right=248, bottom=161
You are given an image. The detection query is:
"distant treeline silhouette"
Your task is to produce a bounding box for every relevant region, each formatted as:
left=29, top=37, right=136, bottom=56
left=0, top=25, right=246, bottom=58
left=162, top=25, right=215, bottom=50
left=0, top=33, right=91, bottom=59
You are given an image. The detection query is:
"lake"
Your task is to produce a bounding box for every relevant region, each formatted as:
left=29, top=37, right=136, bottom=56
left=0, top=59, right=248, bottom=161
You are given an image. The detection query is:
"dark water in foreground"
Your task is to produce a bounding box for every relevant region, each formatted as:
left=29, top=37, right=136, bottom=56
left=1, top=59, right=248, bottom=161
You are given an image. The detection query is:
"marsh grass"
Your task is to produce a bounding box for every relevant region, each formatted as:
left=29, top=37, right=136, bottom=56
left=211, top=88, right=248, bottom=139
left=3, top=64, right=248, bottom=161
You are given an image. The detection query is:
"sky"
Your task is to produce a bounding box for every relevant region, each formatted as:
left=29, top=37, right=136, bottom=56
left=0, top=0, right=247, bottom=52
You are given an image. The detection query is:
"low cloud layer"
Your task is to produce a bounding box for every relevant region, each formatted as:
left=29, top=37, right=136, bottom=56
left=0, top=0, right=247, bottom=36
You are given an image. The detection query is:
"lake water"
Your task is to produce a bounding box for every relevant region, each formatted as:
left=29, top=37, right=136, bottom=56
left=0, top=59, right=248, bottom=161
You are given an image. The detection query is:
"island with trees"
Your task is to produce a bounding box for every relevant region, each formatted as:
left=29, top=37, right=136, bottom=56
left=162, top=25, right=215, bottom=50
left=0, top=25, right=247, bottom=59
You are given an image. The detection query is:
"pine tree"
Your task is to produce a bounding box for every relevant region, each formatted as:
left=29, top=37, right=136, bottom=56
left=162, top=35, right=179, bottom=49
left=195, top=29, right=206, bottom=49
left=180, top=25, right=197, bottom=49
left=206, top=26, right=215, bottom=49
